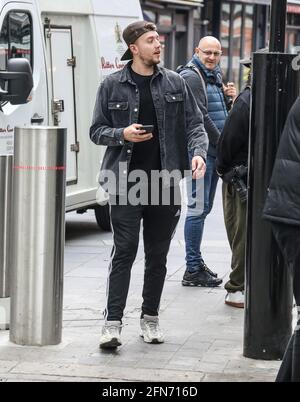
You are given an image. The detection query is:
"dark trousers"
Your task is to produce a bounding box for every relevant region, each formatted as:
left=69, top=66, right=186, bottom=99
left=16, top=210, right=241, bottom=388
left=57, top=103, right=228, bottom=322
left=104, top=193, right=181, bottom=322
left=272, top=222, right=300, bottom=382
left=222, top=182, right=246, bottom=292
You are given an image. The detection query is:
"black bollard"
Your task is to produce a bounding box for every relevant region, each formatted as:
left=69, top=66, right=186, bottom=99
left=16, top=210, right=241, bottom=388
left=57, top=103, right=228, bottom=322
left=244, top=0, right=300, bottom=360
left=244, top=51, right=299, bottom=360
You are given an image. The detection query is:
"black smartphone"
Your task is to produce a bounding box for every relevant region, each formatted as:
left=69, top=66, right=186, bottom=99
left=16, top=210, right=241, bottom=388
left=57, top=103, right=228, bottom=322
left=139, top=125, right=154, bottom=133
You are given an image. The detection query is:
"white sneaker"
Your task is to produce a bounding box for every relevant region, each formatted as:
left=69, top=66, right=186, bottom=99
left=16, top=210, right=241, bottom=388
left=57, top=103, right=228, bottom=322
left=99, top=321, right=122, bottom=349
left=140, top=315, right=164, bottom=344
left=225, top=291, right=245, bottom=308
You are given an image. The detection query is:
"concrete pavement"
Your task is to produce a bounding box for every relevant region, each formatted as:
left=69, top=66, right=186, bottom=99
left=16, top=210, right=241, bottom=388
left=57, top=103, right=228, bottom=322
left=0, top=184, right=283, bottom=382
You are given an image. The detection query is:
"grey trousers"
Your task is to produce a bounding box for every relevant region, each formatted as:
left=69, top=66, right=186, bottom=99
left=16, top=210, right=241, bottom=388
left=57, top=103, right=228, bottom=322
left=222, top=182, right=246, bottom=293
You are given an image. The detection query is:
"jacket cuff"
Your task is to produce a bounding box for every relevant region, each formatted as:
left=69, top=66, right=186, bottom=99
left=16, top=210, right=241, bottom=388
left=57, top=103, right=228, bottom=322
left=114, top=128, right=125, bottom=145
left=193, top=148, right=207, bottom=162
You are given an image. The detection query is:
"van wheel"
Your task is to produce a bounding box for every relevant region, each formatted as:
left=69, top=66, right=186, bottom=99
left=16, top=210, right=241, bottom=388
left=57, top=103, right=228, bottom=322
left=94, top=204, right=111, bottom=231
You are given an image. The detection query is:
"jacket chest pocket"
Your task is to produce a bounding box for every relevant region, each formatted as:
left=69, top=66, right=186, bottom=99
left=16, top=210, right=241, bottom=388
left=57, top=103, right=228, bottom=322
left=164, top=92, right=184, bottom=116
left=108, top=101, right=129, bottom=127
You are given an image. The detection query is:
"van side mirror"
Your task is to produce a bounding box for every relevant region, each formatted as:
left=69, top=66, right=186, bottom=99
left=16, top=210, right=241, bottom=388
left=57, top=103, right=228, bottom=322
left=0, top=58, right=33, bottom=105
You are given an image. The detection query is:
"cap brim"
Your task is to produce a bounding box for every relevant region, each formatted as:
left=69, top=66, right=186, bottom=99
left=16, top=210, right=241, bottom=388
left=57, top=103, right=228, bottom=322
left=121, top=48, right=133, bottom=61
left=240, top=58, right=251, bottom=67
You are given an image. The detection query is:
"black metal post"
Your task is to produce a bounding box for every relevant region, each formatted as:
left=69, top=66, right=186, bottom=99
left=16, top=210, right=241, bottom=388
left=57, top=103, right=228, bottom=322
left=244, top=1, right=300, bottom=360
left=269, top=0, right=287, bottom=52
left=212, top=0, right=221, bottom=39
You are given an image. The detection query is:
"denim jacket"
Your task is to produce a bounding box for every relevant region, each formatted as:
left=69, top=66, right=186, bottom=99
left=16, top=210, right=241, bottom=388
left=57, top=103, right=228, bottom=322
left=90, top=62, right=208, bottom=194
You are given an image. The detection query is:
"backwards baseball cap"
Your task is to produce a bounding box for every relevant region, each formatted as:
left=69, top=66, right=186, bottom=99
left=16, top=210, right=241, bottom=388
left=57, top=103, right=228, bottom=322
left=121, top=20, right=157, bottom=61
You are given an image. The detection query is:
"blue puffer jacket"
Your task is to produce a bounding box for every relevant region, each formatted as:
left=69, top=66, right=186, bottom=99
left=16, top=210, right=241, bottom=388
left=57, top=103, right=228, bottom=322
left=192, top=57, right=228, bottom=157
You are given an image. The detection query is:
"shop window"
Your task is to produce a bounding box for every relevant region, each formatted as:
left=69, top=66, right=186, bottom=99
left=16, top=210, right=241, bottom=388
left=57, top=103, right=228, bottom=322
left=159, top=34, right=166, bottom=68
left=175, top=12, right=187, bottom=32
left=0, top=11, right=32, bottom=71
left=241, top=5, right=254, bottom=87
left=286, top=29, right=300, bottom=53
left=174, top=12, right=188, bottom=67
left=175, top=32, right=187, bottom=68
left=244, top=6, right=254, bottom=57
left=0, top=15, right=8, bottom=70
left=143, top=9, right=156, bottom=23
left=158, top=14, right=172, bottom=27
left=286, top=11, right=300, bottom=52
left=232, top=4, right=243, bottom=86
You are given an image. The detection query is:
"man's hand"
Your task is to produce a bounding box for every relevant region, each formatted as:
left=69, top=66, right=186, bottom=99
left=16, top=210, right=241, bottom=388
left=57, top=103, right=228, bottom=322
left=223, top=82, right=237, bottom=100
left=123, top=124, right=153, bottom=143
left=191, top=156, right=206, bottom=179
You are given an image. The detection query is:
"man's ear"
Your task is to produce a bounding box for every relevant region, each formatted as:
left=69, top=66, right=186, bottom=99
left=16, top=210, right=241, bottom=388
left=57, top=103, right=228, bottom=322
left=130, top=44, right=138, bottom=56
left=195, top=47, right=200, bottom=56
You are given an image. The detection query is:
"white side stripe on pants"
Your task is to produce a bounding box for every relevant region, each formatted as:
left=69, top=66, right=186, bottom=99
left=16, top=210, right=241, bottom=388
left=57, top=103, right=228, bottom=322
left=103, top=203, right=115, bottom=322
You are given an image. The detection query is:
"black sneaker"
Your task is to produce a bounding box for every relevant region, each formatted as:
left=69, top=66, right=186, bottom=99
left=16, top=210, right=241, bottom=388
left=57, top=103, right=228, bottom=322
left=182, top=269, right=222, bottom=287
left=201, top=262, right=218, bottom=278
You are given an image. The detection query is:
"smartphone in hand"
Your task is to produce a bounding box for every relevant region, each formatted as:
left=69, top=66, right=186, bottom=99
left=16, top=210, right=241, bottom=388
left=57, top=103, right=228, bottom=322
left=139, top=125, right=154, bottom=133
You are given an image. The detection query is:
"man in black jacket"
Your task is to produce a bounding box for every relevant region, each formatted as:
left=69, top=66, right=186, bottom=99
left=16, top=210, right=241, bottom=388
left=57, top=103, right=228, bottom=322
left=90, top=21, right=208, bottom=349
left=216, top=59, right=251, bottom=308
left=263, top=96, right=300, bottom=382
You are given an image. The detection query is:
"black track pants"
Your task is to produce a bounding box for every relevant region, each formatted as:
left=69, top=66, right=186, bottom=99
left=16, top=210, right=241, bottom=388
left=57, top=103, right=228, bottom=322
left=104, top=201, right=181, bottom=322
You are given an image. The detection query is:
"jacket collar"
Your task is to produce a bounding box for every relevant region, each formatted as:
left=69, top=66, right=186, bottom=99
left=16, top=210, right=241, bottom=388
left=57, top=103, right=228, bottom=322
left=192, top=55, right=223, bottom=87
left=119, top=61, right=162, bottom=84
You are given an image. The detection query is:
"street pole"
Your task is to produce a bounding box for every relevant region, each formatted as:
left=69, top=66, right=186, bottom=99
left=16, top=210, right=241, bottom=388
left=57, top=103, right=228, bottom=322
left=10, top=127, right=66, bottom=346
left=244, top=0, right=300, bottom=360
left=269, top=0, right=287, bottom=52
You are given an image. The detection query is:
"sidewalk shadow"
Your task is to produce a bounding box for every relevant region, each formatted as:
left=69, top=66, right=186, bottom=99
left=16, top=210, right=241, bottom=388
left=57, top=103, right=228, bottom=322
left=65, top=219, right=101, bottom=242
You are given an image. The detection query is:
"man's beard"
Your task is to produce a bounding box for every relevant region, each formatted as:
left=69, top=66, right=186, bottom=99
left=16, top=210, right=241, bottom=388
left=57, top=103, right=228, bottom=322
left=140, top=55, right=160, bottom=67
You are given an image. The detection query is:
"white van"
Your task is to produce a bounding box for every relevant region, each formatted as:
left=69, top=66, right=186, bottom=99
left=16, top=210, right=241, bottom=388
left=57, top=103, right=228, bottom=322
left=0, top=0, right=143, bottom=230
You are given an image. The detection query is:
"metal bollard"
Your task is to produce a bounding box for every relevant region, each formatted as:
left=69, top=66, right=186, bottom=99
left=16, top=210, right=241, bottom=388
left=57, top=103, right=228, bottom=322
left=10, top=127, right=66, bottom=346
left=0, top=156, right=12, bottom=330
left=244, top=53, right=299, bottom=360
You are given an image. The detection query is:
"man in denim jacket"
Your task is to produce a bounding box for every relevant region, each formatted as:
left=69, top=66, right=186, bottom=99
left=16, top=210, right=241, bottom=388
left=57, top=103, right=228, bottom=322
left=90, top=21, right=208, bottom=349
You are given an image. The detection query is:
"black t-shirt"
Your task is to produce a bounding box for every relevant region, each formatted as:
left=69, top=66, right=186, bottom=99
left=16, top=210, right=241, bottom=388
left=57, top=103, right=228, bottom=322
left=129, top=67, right=161, bottom=175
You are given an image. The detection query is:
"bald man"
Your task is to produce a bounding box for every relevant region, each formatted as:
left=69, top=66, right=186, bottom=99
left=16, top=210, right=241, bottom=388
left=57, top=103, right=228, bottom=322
left=180, top=36, right=236, bottom=287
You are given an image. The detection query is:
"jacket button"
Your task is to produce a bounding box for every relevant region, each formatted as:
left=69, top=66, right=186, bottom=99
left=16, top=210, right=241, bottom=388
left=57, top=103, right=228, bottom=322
left=134, top=108, right=138, bottom=112
left=123, top=170, right=127, bottom=174
left=117, top=104, right=120, bottom=108
left=127, top=149, right=131, bottom=154
left=172, top=96, right=176, bottom=100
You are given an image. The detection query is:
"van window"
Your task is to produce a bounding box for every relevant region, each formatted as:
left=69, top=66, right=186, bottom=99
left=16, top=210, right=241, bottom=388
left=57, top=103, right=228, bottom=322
left=0, top=11, right=32, bottom=71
